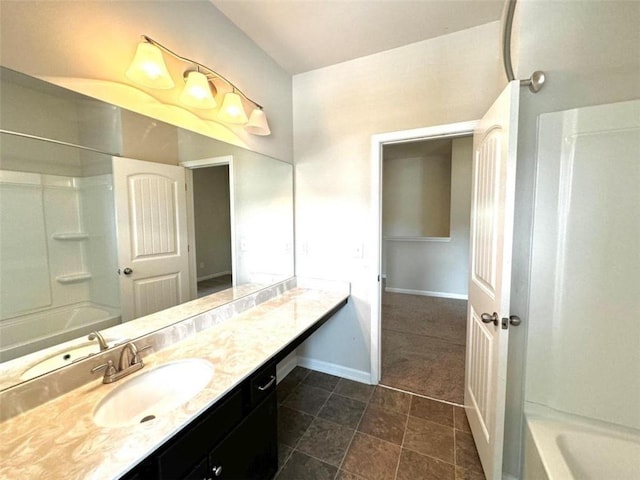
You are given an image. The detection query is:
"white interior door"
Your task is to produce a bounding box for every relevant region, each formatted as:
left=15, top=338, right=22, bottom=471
left=113, top=157, right=189, bottom=321
left=465, top=81, right=519, bottom=480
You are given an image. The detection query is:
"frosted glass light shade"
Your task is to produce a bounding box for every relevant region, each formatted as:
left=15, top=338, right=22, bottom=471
left=126, top=42, right=174, bottom=89
left=218, top=92, right=248, bottom=124
left=246, top=108, right=271, bottom=135
left=180, top=71, right=217, bottom=109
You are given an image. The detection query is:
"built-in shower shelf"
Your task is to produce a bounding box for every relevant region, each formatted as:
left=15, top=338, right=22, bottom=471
left=52, top=233, right=89, bottom=241
left=56, top=272, right=92, bottom=284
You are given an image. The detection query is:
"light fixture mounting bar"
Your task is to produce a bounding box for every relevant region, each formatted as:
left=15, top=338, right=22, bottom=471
left=141, top=35, right=263, bottom=109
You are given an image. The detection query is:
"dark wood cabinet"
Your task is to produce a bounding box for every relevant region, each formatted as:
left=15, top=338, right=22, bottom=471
left=122, top=362, right=277, bottom=480
left=208, top=392, right=277, bottom=479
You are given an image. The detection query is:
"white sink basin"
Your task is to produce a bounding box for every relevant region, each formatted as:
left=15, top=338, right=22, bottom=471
left=21, top=340, right=121, bottom=381
left=93, top=358, right=214, bottom=428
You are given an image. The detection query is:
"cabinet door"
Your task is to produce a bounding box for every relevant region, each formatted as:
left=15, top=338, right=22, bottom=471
left=209, top=393, right=277, bottom=480
left=156, top=389, right=243, bottom=479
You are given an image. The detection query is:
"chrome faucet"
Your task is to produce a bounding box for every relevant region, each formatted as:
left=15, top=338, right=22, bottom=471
left=88, top=331, right=109, bottom=351
left=91, top=341, right=152, bottom=384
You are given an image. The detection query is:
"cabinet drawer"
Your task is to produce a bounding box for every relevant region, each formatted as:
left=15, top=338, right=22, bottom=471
left=249, top=362, right=276, bottom=407
left=156, top=389, right=243, bottom=480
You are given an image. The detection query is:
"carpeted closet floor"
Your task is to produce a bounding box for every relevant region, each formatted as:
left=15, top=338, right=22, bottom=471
left=381, top=292, right=468, bottom=404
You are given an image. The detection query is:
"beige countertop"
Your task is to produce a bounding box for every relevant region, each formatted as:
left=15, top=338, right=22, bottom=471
left=0, top=286, right=348, bottom=479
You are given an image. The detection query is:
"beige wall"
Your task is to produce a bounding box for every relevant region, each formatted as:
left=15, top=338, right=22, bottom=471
left=383, top=137, right=471, bottom=297
left=293, top=21, right=502, bottom=375
left=0, top=1, right=293, bottom=163
left=120, top=110, right=179, bottom=166
left=383, top=151, right=451, bottom=238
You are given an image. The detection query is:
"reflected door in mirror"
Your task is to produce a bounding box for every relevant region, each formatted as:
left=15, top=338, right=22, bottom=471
left=113, top=157, right=189, bottom=321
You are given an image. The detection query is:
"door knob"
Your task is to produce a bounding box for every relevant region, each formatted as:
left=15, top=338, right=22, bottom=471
left=509, top=315, right=522, bottom=326
left=480, top=312, right=499, bottom=326
left=120, top=267, right=133, bottom=275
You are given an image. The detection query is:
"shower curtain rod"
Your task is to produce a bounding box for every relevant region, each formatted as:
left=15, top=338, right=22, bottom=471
left=502, top=0, right=545, bottom=93
left=0, top=129, right=120, bottom=157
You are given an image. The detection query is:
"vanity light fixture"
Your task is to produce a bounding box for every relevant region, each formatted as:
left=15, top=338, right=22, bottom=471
left=246, top=107, right=271, bottom=136
left=218, top=89, right=249, bottom=124
left=126, top=35, right=270, bottom=135
left=180, top=70, right=217, bottom=110
left=126, top=42, right=174, bottom=89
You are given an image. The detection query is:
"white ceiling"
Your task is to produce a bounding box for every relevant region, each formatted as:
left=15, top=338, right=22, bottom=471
left=210, top=0, right=505, bottom=75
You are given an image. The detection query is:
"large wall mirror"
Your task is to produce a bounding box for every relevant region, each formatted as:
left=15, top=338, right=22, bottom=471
left=0, top=67, right=294, bottom=389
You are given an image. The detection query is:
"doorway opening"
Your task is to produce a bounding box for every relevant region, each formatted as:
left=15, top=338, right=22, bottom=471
left=192, top=164, right=233, bottom=297
left=181, top=155, right=236, bottom=300
left=370, top=121, right=478, bottom=406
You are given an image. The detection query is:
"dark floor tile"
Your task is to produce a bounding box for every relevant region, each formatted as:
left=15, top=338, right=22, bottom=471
left=335, top=378, right=375, bottom=403
left=410, top=395, right=454, bottom=427
left=278, top=443, right=293, bottom=470
left=369, top=386, right=412, bottom=415
left=286, top=366, right=311, bottom=384
left=282, top=383, right=331, bottom=416
left=276, top=451, right=337, bottom=480
left=396, top=448, right=455, bottom=480
left=277, top=375, right=301, bottom=404
left=357, top=405, right=406, bottom=445
left=404, top=416, right=455, bottom=463
left=455, top=431, right=483, bottom=474
left=342, top=432, right=401, bottom=480
left=455, top=465, right=486, bottom=480
left=296, top=417, right=354, bottom=467
left=454, top=407, right=472, bottom=433
left=277, top=405, right=314, bottom=447
left=303, top=370, right=341, bottom=392
left=317, top=394, right=366, bottom=429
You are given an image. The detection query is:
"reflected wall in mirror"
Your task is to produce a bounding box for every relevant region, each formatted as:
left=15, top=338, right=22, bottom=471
left=0, top=67, right=294, bottom=387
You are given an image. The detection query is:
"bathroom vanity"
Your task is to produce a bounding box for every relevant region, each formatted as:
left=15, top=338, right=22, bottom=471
left=124, top=360, right=278, bottom=480
left=0, top=281, right=349, bottom=479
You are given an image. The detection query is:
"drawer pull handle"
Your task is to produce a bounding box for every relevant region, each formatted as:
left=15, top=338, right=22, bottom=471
left=212, top=465, right=222, bottom=477
left=257, top=375, right=276, bottom=391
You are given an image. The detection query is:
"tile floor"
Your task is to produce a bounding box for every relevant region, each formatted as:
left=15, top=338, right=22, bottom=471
left=381, top=293, right=468, bottom=404
left=276, top=367, right=485, bottom=480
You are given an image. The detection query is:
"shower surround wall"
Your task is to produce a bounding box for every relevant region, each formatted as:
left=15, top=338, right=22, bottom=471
left=0, top=170, right=119, bottom=361
left=523, top=100, right=640, bottom=478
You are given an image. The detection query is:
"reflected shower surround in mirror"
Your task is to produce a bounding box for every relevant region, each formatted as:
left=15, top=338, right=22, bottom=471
left=126, top=35, right=270, bottom=135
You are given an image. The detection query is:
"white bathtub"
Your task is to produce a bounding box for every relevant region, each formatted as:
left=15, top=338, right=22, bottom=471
left=0, top=302, right=121, bottom=362
left=524, top=403, right=640, bottom=480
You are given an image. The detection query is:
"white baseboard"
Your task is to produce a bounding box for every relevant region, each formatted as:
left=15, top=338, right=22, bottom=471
left=297, top=356, right=372, bottom=385
left=275, top=351, right=298, bottom=383
left=385, top=287, right=468, bottom=300
left=197, top=270, right=232, bottom=282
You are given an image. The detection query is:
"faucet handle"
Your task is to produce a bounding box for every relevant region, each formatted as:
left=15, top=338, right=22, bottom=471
left=91, top=360, right=117, bottom=381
